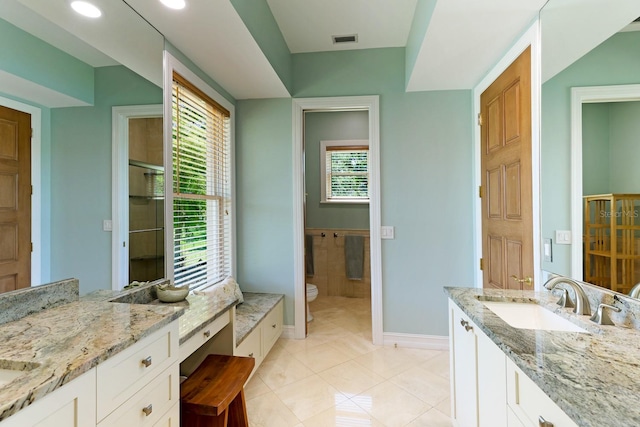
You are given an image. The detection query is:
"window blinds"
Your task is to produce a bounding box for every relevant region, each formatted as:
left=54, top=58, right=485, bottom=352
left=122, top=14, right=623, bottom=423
left=172, top=72, right=231, bottom=291
left=325, top=147, right=369, bottom=199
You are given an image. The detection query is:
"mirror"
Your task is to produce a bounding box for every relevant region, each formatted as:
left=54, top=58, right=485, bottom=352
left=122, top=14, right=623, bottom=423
left=0, top=0, right=164, bottom=294
left=540, top=0, right=640, bottom=297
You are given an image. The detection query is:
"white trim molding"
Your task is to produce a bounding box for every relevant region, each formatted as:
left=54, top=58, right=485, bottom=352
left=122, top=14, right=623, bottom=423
left=292, top=96, right=382, bottom=344
left=569, top=84, right=640, bottom=279
left=280, top=325, right=295, bottom=340
left=473, top=20, right=542, bottom=290
left=383, top=333, right=449, bottom=351
left=111, top=104, right=162, bottom=291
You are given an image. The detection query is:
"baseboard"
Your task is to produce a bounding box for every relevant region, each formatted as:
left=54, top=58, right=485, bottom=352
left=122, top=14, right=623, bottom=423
left=280, top=325, right=295, bottom=339
left=383, top=332, right=449, bottom=350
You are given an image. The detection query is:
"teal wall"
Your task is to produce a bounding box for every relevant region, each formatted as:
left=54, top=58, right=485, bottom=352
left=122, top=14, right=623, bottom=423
left=304, top=111, right=370, bottom=230
left=0, top=18, right=94, bottom=105
left=235, top=99, right=294, bottom=324
left=50, top=66, right=162, bottom=294
left=582, top=103, right=610, bottom=196
left=236, top=47, right=474, bottom=336
left=609, top=102, right=640, bottom=192
left=541, top=31, right=640, bottom=275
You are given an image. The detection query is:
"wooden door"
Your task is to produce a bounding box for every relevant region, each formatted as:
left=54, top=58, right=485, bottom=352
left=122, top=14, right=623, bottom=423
left=481, top=47, right=533, bottom=290
left=0, top=106, right=31, bottom=292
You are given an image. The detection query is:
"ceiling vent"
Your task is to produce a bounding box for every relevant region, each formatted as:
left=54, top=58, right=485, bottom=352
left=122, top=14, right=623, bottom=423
left=332, top=34, right=358, bottom=44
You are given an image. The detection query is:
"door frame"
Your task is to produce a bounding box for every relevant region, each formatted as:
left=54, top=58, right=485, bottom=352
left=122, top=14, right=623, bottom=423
left=569, top=84, right=640, bottom=279
left=292, top=96, right=382, bottom=343
left=0, top=96, right=41, bottom=285
left=111, top=104, right=163, bottom=290
left=473, top=21, right=543, bottom=290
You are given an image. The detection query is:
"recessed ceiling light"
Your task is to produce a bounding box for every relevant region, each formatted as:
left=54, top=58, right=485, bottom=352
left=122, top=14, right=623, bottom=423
left=71, top=1, right=102, bottom=18
left=160, top=0, right=186, bottom=10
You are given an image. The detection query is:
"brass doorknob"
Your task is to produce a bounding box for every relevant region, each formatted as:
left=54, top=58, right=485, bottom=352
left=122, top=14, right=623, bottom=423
left=511, top=275, right=532, bottom=285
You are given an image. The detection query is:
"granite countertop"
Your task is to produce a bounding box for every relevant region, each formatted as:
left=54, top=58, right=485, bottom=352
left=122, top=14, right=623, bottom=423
left=235, top=293, right=285, bottom=345
left=0, top=300, right=183, bottom=421
left=445, top=287, right=640, bottom=427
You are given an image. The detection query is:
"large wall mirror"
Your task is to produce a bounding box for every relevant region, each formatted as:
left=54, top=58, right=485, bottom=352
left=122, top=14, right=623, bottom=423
left=0, top=0, right=164, bottom=294
left=540, top=0, right=640, bottom=298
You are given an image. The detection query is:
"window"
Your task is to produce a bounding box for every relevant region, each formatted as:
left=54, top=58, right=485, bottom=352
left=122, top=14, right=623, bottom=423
left=172, top=72, right=231, bottom=291
left=320, top=140, right=369, bottom=203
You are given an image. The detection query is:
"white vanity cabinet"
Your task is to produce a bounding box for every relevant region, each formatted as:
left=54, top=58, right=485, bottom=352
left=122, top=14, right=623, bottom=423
left=0, top=368, right=96, bottom=427
left=507, top=361, right=578, bottom=427
left=0, top=320, right=180, bottom=427
left=449, top=298, right=579, bottom=427
left=449, top=300, right=507, bottom=427
left=234, top=298, right=283, bottom=381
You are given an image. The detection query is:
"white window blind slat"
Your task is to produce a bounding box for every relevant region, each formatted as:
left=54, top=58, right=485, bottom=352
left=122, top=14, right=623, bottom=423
left=172, top=73, right=232, bottom=290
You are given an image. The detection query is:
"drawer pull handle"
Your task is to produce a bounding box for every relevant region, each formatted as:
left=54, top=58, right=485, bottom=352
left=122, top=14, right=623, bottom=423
left=538, top=416, right=554, bottom=427
left=248, top=352, right=254, bottom=357
left=142, top=404, right=153, bottom=416
left=272, top=323, right=277, bottom=328
left=203, top=330, right=211, bottom=338
left=460, top=319, right=473, bottom=332
left=141, top=356, right=152, bottom=368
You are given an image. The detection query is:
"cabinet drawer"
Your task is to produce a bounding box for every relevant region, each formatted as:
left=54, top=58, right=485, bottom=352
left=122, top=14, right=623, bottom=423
left=98, top=365, right=179, bottom=427
left=507, top=360, right=578, bottom=427
left=179, top=311, right=230, bottom=362
left=236, top=326, right=262, bottom=361
left=97, top=322, right=178, bottom=421
left=152, top=402, right=179, bottom=427
left=262, top=300, right=283, bottom=353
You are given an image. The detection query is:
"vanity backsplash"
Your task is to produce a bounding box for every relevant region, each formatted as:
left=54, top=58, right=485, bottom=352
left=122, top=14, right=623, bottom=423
left=0, top=278, right=78, bottom=325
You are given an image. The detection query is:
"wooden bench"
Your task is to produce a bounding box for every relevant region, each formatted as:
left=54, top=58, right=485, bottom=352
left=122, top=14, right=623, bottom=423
left=180, top=354, right=255, bottom=427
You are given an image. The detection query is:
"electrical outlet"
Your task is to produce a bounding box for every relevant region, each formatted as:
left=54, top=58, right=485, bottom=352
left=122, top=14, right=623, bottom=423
left=381, top=226, right=395, bottom=239
left=103, top=220, right=112, bottom=232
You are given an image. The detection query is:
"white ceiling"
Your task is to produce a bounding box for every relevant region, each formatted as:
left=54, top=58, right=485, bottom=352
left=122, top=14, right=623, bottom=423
left=0, top=0, right=551, bottom=100
left=266, top=0, right=418, bottom=54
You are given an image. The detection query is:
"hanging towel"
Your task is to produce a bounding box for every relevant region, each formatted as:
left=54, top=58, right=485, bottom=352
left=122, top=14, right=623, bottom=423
left=345, top=235, right=364, bottom=280
left=305, top=234, right=314, bottom=276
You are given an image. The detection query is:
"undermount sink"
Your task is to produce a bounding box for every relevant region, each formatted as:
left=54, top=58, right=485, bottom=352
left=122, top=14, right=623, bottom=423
left=0, top=360, right=39, bottom=387
left=482, top=301, right=589, bottom=333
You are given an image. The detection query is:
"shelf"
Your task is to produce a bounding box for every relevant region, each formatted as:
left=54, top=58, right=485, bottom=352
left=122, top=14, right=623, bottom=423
left=129, top=159, right=164, bottom=171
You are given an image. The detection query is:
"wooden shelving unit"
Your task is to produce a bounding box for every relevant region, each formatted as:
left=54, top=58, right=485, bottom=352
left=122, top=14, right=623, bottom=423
left=584, top=194, right=640, bottom=294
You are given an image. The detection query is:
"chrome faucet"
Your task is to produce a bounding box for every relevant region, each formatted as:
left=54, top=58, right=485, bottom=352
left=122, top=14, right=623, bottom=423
left=629, top=283, right=640, bottom=299
left=543, top=276, right=591, bottom=316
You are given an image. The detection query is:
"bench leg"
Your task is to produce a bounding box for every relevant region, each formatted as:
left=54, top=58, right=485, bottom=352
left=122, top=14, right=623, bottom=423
left=226, top=389, right=249, bottom=427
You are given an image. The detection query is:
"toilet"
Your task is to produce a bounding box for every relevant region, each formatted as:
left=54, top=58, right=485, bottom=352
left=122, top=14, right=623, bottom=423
left=306, top=283, right=318, bottom=322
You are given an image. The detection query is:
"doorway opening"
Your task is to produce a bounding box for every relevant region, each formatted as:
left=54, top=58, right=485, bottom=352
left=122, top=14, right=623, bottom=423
left=292, top=96, right=382, bottom=344
left=569, top=84, right=640, bottom=287
left=303, top=110, right=371, bottom=338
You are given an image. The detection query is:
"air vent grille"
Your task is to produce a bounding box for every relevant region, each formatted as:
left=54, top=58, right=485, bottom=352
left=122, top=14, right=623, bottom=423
left=332, top=34, right=358, bottom=44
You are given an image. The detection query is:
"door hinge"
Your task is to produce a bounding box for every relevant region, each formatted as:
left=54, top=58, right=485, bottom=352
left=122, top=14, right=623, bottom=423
left=478, top=185, right=483, bottom=198
left=479, top=258, right=484, bottom=271
left=31, top=128, right=33, bottom=138
left=31, top=242, right=33, bottom=252
left=30, top=185, right=33, bottom=195
left=477, top=113, right=483, bottom=126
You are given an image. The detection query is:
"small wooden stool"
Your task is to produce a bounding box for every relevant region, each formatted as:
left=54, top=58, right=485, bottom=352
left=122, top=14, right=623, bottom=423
left=181, top=354, right=255, bottom=427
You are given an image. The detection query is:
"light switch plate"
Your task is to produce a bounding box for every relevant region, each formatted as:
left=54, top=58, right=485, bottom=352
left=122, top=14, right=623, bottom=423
left=381, top=226, right=395, bottom=239
left=103, top=220, right=112, bottom=232
left=555, top=230, right=571, bottom=245
left=543, top=238, right=552, bottom=262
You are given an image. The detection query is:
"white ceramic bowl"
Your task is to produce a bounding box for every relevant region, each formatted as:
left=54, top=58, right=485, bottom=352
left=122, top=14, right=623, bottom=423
left=156, top=285, right=189, bottom=303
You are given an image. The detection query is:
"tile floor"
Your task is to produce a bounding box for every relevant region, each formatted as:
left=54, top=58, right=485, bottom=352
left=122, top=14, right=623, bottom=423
left=244, top=295, right=453, bottom=427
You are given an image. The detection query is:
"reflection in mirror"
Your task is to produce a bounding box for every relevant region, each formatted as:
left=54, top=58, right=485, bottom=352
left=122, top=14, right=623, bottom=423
left=0, top=0, right=164, bottom=294
left=540, top=0, right=640, bottom=298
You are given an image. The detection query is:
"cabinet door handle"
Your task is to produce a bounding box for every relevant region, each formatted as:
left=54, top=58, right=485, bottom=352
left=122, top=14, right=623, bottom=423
left=248, top=352, right=254, bottom=357
left=272, top=323, right=277, bottom=328
left=460, top=319, right=473, bottom=332
left=141, top=356, right=152, bottom=368
left=538, top=416, right=554, bottom=427
left=142, top=404, right=153, bottom=416
left=203, top=330, right=211, bottom=338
